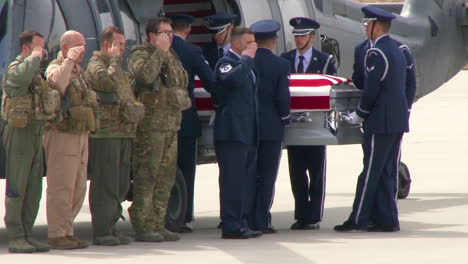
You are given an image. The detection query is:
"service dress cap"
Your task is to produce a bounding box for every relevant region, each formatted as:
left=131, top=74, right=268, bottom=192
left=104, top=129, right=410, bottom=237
left=362, top=5, right=397, bottom=22
left=168, top=14, right=195, bottom=25
left=205, top=13, right=239, bottom=34
left=250, top=20, right=281, bottom=39
left=289, top=17, right=320, bottom=36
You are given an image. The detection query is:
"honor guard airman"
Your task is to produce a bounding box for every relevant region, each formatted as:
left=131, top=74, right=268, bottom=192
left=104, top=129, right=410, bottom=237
left=249, top=20, right=291, bottom=234
left=86, top=26, right=143, bottom=246
left=280, top=17, right=336, bottom=230
left=169, top=14, right=216, bottom=233
left=2, top=31, right=60, bottom=253
left=203, top=13, right=238, bottom=70
left=214, top=27, right=262, bottom=239
left=335, top=6, right=412, bottom=232
left=45, top=30, right=97, bottom=250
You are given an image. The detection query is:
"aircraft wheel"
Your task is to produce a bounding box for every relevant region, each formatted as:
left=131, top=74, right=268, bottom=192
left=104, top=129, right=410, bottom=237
left=397, top=162, right=411, bottom=199
left=165, top=168, right=187, bottom=232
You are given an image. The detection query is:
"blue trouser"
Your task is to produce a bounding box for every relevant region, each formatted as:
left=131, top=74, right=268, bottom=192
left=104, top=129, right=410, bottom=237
left=287, top=145, right=327, bottom=224
left=216, top=141, right=257, bottom=233
left=177, top=135, right=197, bottom=223
left=252, top=140, right=283, bottom=230
left=348, top=133, right=403, bottom=228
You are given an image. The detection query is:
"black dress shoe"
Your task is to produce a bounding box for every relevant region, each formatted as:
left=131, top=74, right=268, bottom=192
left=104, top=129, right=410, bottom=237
left=179, top=223, right=193, bottom=233
left=334, top=221, right=367, bottom=232
left=222, top=229, right=263, bottom=239
left=290, top=221, right=320, bottom=230
left=261, top=226, right=278, bottom=234
left=367, top=225, right=400, bottom=232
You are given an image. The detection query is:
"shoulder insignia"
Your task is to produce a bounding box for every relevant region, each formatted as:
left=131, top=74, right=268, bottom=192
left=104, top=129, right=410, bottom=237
left=366, top=66, right=375, bottom=72
left=219, top=63, right=233, bottom=73
left=313, top=57, right=318, bottom=61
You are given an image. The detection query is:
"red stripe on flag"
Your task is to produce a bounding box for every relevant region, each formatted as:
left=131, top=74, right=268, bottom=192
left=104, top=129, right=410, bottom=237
left=291, top=96, right=331, bottom=110
left=195, top=80, right=203, bottom=88
left=196, top=97, right=215, bottom=111
left=289, top=79, right=334, bottom=87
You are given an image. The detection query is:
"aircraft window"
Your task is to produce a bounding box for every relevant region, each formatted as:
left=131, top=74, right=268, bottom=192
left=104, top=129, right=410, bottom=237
left=119, top=0, right=138, bottom=42
left=238, top=0, right=272, bottom=27
left=277, top=0, right=309, bottom=50
left=48, top=2, right=67, bottom=60
left=92, top=0, right=115, bottom=30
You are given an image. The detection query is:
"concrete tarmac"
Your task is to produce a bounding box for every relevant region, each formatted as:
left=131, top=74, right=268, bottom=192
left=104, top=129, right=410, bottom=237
left=0, top=71, right=467, bottom=263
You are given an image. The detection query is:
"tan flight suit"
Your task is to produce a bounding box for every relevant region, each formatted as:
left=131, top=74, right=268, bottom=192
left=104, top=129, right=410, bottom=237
left=45, top=52, right=97, bottom=238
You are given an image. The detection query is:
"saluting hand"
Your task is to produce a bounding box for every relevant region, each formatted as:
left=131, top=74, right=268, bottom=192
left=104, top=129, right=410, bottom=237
left=31, top=46, right=44, bottom=59
left=155, top=33, right=171, bottom=52
left=68, top=46, right=85, bottom=62
left=109, top=41, right=122, bottom=57
left=241, top=43, right=258, bottom=59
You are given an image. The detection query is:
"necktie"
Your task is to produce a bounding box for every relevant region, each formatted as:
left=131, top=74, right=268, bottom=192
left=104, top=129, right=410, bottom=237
left=297, top=55, right=305, bottom=73
left=219, top=47, right=224, bottom=58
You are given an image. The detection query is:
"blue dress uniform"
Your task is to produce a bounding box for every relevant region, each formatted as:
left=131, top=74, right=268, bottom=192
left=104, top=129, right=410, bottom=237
left=280, top=17, right=337, bottom=230
left=335, top=6, right=410, bottom=232
left=214, top=48, right=261, bottom=238
left=169, top=14, right=216, bottom=228
left=352, top=39, right=371, bottom=90
left=249, top=20, right=291, bottom=232
left=202, top=13, right=239, bottom=70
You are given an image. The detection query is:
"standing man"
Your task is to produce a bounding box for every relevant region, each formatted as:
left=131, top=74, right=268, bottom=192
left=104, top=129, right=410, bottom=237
left=214, top=27, right=261, bottom=239
left=169, top=14, right=216, bottom=233
left=280, top=17, right=336, bottom=230
left=2, top=31, right=60, bottom=253
left=86, top=26, right=143, bottom=246
left=249, top=20, right=291, bottom=234
left=45, top=30, right=97, bottom=250
left=203, top=13, right=238, bottom=70
left=334, top=6, right=410, bottom=232
left=128, top=17, right=190, bottom=242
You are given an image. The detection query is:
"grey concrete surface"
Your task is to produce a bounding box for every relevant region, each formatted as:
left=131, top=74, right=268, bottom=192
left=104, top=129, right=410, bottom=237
left=0, top=71, right=467, bottom=263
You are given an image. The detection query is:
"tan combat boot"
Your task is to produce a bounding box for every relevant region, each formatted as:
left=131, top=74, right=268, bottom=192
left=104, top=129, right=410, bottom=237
left=112, top=231, right=132, bottom=245
left=135, top=232, right=164, bottom=242
left=93, top=235, right=120, bottom=246
left=155, top=228, right=181, bottom=242
left=48, top=236, right=77, bottom=250
left=8, top=238, right=36, bottom=253
left=66, top=235, right=89, bottom=249
left=26, top=237, right=50, bottom=252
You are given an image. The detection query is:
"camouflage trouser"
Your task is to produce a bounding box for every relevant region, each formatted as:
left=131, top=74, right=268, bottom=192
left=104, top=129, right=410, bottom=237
left=2, top=121, right=45, bottom=240
left=128, top=130, right=178, bottom=233
left=88, top=138, right=132, bottom=237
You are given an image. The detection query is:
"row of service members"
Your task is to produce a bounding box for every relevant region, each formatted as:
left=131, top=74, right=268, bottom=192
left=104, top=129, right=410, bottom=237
left=2, top=17, right=191, bottom=253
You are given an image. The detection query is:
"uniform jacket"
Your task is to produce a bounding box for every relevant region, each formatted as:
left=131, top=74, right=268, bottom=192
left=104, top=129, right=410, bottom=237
left=356, top=35, right=409, bottom=134
left=280, top=47, right=337, bottom=75
left=214, top=50, right=258, bottom=145
left=352, top=39, right=371, bottom=90
left=171, top=35, right=215, bottom=137
left=128, top=41, right=188, bottom=132
left=202, top=40, right=221, bottom=70
left=85, top=51, right=138, bottom=138
left=254, top=48, right=291, bottom=141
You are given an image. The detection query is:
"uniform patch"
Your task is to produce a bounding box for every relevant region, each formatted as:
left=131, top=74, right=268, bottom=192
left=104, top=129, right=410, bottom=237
left=219, top=63, right=233, bottom=73
left=366, top=66, right=375, bottom=72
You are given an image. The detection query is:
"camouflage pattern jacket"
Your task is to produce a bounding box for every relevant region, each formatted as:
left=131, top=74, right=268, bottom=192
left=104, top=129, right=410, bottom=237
left=86, top=51, right=142, bottom=138
left=128, top=41, right=189, bottom=132
left=2, top=55, right=60, bottom=126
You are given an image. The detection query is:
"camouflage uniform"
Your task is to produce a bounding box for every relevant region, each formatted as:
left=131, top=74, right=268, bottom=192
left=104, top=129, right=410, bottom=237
left=85, top=51, right=143, bottom=241
left=128, top=41, right=189, bottom=236
left=45, top=53, right=97, bottom=241
left=2, top=55, right=60, bottom=252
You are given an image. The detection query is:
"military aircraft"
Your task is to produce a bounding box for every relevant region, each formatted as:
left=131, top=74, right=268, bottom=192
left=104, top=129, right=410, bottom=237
left=0, top=0, right=467, bottom=231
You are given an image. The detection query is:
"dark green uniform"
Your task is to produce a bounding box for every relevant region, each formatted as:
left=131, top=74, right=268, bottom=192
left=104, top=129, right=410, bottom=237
left=128, top=41, right=189, bottom=241
left=86, top=51, right=143, bottom=244
left=2, top=55, right=60, bottom=252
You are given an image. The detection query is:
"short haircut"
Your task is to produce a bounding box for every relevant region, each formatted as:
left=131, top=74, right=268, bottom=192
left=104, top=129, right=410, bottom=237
left=172, top=21, right=190, bottom=32
left=19, top=30, right=43, bottom=49
left=146, top=17, right=172, bottom=39
left=378, top=20, right=392, bottom=32
left=230, top=26, right=254, bottom=42
left=101, top=26, right=124, bottom=46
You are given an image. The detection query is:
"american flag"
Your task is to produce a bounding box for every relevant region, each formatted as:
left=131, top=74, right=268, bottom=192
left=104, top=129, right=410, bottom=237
left=194, top=74, right=352, bottom=115
left=164, top=0, right=215, bottom=45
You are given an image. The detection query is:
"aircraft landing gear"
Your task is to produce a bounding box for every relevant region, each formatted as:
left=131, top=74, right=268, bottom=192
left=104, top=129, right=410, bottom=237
left=165, top=169, right=187, bottom=232
left=397, top=162, right=411, bottom=199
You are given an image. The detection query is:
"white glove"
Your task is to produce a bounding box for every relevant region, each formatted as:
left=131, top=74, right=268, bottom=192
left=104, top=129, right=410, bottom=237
left=343, top=111, right=364, bottom=125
